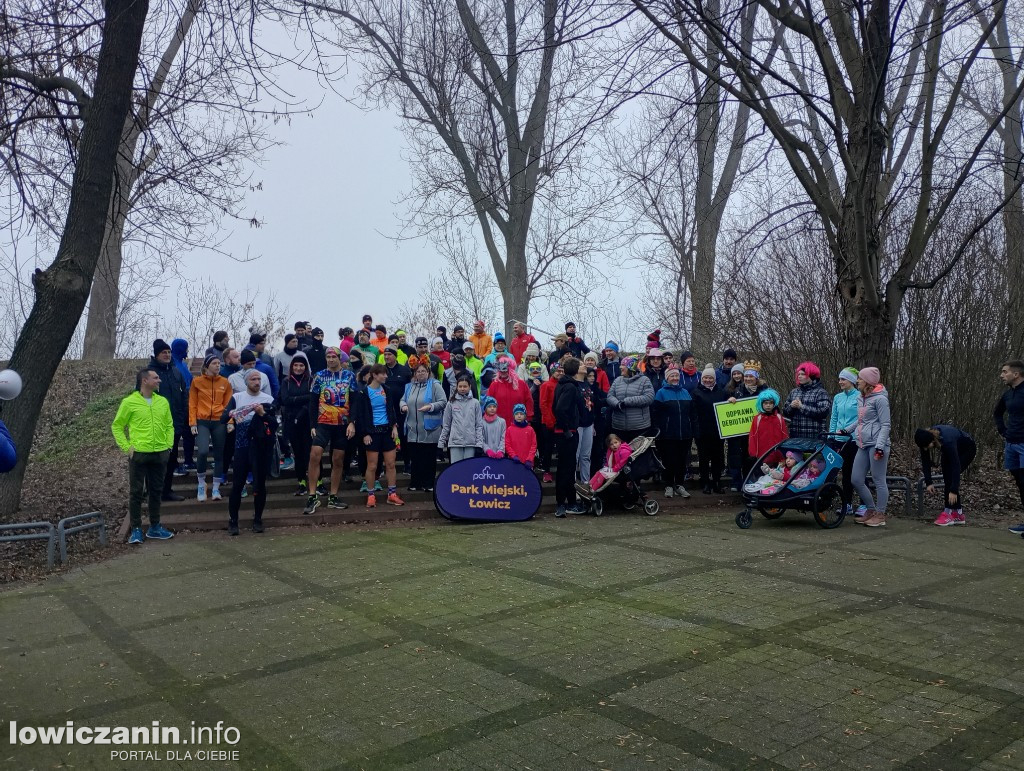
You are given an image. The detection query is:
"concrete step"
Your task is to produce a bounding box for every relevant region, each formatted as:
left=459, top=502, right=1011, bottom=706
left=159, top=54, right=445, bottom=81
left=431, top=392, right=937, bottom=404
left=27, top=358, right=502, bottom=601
left=145, top=485, right=742, bottom=536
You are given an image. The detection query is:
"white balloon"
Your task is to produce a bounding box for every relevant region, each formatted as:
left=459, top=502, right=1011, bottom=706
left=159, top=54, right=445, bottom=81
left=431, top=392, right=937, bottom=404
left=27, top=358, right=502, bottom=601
left=0, top=370, right=23, bottom=400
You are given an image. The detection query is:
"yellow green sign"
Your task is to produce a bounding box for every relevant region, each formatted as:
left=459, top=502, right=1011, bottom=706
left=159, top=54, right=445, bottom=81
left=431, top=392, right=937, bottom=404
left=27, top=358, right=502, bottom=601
left=714, top=397, right=758, bottom=439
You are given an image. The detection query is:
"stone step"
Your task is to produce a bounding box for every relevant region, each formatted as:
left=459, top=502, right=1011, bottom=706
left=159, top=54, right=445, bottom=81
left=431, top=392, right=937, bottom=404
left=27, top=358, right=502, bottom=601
left=150, top=492, right=741, bottom=535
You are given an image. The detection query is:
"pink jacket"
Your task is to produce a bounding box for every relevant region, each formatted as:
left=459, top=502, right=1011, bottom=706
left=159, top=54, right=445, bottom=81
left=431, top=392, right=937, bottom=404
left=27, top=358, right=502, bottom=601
left=605, top=442, right=632, bottom=472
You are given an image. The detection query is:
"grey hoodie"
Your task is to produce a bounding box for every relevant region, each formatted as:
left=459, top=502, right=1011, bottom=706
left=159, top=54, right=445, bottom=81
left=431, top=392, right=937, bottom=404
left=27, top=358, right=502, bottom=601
left=606, top=373, right=655, bottom=432
left=855, top=385, right=891, bottom=451
left=438, top=392, right=484, bottom=450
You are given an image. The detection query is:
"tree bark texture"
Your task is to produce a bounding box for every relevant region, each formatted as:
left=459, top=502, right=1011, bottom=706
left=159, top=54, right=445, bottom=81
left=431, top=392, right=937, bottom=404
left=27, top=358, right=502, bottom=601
left=0, top=0, right=150, bottom=517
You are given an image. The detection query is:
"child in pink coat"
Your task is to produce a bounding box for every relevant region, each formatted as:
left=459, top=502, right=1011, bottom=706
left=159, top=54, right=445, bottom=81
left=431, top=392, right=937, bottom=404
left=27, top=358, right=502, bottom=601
left=588, top=434, right=633, bottom=491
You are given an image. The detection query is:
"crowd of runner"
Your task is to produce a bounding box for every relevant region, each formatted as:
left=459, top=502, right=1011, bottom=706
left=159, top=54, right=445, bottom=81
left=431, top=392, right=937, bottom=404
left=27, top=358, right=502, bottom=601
left=109, top=316, right=1024, bottom=544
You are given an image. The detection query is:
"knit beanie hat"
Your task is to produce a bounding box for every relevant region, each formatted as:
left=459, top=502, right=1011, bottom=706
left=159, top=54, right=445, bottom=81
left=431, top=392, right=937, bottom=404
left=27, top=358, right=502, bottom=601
left=240, top=349, right=257, bottom=364
left=701, top=365, right=716, bottom=381
left=838, top=367, right=859, bottom=385
left=202, top=354, right=220, bottom=372
left=326, top=346, right=342, bottom=359
left=430, top=336, right=444, bottom=348
left=494, top=332, right=505, bottom=343
left=524, top=342, right=541, bottom=358
left=583, top=352, right=599, bottom=364
left=723, top=348, right=737, bottom=359
left=620, top=355, right=638, bottom=373
left=859, top=367, right=881, bottom=386
left=731, top=363, right=745, bottom=375
left=481, top=395, right=497, bottom=413
left=513, top=403, right=527, bottom=416
left=153, top=338, right=170, bottom=356
left=415, top=336, right=428, bottom=346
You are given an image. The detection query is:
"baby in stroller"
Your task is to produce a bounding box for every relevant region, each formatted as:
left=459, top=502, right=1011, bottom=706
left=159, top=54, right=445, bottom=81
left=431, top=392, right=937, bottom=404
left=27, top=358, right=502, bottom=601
left=744, top=450, right=800, bottom=495
left=583, top=434, right=632, bottom=494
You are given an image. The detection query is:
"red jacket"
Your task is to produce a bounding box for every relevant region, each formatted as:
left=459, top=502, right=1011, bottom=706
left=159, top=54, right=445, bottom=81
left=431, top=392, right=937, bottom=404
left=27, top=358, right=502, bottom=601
left=509, top=332, right=537, bottom=363
left=487, top=375, right=534, bottom=425
left=749, top=412, right=788, bottom=459
left=540, top=378, right=558, bottom=429
left=339, top=336, right=355, bottom=355
left=505, top=422, right=537, bottom=465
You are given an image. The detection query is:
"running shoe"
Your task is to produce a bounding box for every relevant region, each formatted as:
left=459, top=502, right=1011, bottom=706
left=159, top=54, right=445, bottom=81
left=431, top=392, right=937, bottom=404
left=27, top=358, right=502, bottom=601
left=146, top=525, right=174, bottom=540
left=386, top=493, right=405, bottom=506
left=303, top=495, right=320, bottom=515
left=128, top=528, right=144, bottom=545
left=280, top=457, right=295, bottom=472
left=328, top=495, right=349, bottom=510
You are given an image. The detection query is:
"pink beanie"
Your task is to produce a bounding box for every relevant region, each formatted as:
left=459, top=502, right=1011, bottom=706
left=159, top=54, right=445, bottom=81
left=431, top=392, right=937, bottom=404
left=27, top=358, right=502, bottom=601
left=859, top=366, right=881, bottom=386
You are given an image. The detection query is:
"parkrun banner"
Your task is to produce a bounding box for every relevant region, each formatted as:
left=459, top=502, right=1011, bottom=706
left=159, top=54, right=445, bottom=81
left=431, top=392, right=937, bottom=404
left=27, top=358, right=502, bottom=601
left=434, top=457, right=543, bottom=522
left=714, top=396, right=758, bottom=439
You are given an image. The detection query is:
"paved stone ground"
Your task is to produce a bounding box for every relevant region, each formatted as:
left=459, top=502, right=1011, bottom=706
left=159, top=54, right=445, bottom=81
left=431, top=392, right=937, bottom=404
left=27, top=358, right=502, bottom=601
left=3, top=512, right=1024, bottom=770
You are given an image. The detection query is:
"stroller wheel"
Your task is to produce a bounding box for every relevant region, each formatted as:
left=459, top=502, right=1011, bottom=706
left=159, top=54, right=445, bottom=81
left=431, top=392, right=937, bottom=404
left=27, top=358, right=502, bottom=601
left=736, top=510, right=753, bottom=529
left=812, top=483, right=845, bottom=529
left=644, top=499, right=659, bottom=516
left=593, top=497, right=604, bottom=517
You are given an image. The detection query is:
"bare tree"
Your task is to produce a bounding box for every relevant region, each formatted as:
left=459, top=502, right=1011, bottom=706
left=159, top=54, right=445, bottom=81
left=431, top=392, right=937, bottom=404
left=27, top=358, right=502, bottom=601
left=0, top=0, right=150, bottom=515
left=615, top=0, right=758, bottom=361
left=0, top=0, right=277, bottom=360
left=632, top=0, right=1024, bottom=366
left=291, top=0, right=621, bottom=337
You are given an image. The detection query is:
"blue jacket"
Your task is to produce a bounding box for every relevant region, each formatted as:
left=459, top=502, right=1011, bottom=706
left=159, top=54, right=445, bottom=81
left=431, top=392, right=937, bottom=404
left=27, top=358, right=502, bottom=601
left=0, top=419, right=16, bottom=472
left=715, top=365, right=733, bottom=388
left=653, top=383, right=699, bottom=440
left=679, top=370, right=701, bottom=392
left=828, top=388, right=859, bottom=441
left=254, top=359, right=279, bottom=399
left=170, top=338, right=193, bottom=389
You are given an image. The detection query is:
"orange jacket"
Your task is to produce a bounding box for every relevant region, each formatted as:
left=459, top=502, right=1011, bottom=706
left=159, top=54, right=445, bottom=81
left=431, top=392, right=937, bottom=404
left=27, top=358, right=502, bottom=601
left=468, top=332, right=493, bottom=359
left=189, top=374, right=233, bottom=425
left=370, top=335, right=389, bottom=353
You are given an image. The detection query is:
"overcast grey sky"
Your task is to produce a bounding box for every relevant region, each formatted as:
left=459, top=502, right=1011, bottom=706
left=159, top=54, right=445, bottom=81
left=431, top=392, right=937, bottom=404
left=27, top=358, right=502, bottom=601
left=168, top=38, right=648, bottom=352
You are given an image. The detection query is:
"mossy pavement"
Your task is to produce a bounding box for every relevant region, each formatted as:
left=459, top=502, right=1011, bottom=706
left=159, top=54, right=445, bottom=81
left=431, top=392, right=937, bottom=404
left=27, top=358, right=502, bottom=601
left=3, top=512, right=1024, bottom=769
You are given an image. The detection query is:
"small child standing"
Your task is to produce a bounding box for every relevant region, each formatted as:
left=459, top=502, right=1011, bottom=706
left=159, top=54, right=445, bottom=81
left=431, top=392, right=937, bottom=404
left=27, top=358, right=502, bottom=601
left=505, top=404, right=538, bottom=466
left=481, top=396, right=507, bottom=458
left=581, top=434, right=632, bottom=494
left=748, top=388, right=789, bottom=473
left=438, top=375, right=484, bottom=462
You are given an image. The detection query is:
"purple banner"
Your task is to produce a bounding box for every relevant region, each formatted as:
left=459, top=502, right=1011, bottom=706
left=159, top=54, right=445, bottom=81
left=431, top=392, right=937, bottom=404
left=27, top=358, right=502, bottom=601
left=433, top=457, right=543, bottom=522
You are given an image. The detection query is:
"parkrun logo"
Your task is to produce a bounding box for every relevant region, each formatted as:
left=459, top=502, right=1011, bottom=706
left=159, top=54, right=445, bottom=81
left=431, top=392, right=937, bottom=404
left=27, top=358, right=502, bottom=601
left=471, top=466, right=506, bottom=481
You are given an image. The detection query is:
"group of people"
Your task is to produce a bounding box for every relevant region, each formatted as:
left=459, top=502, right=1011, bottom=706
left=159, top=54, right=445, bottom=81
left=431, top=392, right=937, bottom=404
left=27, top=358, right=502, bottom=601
left=108, top=316, right=1024, bottom=538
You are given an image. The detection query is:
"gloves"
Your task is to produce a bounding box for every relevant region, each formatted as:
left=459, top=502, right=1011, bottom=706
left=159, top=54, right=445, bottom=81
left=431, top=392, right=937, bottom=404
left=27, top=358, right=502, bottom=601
left=485, top=449, right=503, bottom=459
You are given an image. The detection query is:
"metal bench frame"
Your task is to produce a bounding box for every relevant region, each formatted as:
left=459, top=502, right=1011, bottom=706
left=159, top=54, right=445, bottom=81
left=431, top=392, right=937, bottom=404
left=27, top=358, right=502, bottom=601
left=0, top=521, right=56, bottom=569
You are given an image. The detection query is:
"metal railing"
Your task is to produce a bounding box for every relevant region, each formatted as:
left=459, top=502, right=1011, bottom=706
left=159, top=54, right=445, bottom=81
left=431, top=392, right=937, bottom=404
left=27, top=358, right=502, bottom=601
left=0, top=522, right=56, bottom=569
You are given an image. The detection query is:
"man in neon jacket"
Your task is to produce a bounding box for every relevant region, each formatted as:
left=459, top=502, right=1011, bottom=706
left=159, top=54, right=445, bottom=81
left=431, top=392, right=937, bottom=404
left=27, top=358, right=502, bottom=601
left=111, top=367, right=177, bottom=544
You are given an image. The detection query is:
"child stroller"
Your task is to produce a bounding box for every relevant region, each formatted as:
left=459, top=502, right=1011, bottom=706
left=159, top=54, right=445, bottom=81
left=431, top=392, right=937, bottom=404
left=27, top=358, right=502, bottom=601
left=576, top=432, right=664, bottom=517
left=735, top=435, right=847, bottom=529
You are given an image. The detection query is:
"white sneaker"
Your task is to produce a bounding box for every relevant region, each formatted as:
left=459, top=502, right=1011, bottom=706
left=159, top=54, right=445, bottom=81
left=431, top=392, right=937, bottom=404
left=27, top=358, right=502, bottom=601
left=197, top=480, right=207, bottom=502
left=664, top=486, right=674, bottom=498
left=211, top=484, right=222, bottom=501
left=675, top=486, right=691, bottom=498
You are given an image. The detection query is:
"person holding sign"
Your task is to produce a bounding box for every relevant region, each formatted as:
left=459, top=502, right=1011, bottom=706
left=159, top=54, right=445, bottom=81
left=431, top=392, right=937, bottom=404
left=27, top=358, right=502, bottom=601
left=691, top=365, right=728, bottom=494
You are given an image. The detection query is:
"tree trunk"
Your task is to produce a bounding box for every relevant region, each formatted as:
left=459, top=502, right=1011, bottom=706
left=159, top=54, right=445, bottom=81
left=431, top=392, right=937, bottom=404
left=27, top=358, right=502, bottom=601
left=501, top=233, right=530, bottom=340
left=1005, top=200, right=1024, bottom=355
left=82, top=201, right=127, bottom=360
left=690, top=223, right=716, bottom=362
left=0, top=0, right=150, bottom=518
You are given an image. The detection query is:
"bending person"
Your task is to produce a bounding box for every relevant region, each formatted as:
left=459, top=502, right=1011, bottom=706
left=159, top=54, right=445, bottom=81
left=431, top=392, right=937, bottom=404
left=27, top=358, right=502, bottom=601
left=915, top=425, right=976, bottom=527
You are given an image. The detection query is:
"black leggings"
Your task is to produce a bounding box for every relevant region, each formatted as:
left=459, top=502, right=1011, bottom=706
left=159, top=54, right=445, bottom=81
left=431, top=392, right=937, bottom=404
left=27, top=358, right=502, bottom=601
left=229, top=443, right=272, bottom=525
left=657, top=438, right=691, bottom=487
left=696, top=436, right=724, bottom=488
left=839, top=440, right=858, bottom=507
left=286, top=420, right=311, bottom=484
left=407, top=441, right=438, bottom=489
